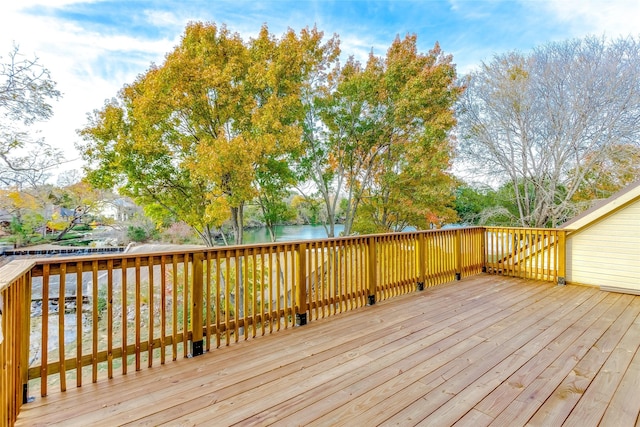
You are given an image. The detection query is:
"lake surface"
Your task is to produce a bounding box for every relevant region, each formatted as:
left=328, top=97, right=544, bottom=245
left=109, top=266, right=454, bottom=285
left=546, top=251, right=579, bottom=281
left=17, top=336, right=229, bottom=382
left=240, top=224, right=345, bottom=244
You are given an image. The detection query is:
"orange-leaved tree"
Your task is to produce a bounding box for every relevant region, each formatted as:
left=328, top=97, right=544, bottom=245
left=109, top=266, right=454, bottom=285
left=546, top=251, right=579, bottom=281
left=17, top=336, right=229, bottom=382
left=317, top=35, right=462, bottom=235
left=79, top=22, right=331, bottom=245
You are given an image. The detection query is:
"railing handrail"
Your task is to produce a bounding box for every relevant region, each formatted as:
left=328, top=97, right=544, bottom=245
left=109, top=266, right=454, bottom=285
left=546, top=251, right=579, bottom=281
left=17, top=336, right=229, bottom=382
left=0, top=259, right=36, bottom=293
left=6, top=226, right=487, bottom=278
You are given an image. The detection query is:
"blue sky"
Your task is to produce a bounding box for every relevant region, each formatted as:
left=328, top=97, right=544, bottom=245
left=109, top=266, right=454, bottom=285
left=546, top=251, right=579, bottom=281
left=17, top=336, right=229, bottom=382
left=2, top=0, right=639, bottom=178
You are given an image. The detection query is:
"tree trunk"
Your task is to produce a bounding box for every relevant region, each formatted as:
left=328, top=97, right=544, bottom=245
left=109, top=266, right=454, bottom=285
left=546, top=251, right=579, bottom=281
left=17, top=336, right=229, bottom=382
left=230, top=203, right=244, bottom=245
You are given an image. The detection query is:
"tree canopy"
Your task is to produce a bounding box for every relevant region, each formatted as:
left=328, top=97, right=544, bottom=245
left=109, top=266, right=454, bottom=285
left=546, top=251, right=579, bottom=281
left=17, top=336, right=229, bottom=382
left=80, top=22, right=461, bottom=244
left=80, top=23, right=333, bottom=245
left=457, top=36, right=640, bottom=227
left=1, top=45, right=62, bottom=187
left=299, top=35, right=462, bottom=235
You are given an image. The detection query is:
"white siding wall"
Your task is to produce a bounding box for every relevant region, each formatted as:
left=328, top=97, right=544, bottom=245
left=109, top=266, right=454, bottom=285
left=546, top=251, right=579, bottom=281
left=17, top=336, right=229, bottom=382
left=566, top=200, right=640, bottom=291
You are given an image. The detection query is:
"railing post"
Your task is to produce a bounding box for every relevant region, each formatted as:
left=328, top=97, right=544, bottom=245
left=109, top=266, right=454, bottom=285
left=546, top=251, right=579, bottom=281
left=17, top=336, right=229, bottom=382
left=367, top=236, right=377, bottom=305
left=22, top=271, right=33, bottom=404
left=557, top=230, right=566, bottom=286
left=296, top=243, right=308, bottom=326
left=0, top=261, right=36, bottom=418
left=481, top=228, right=487, bottom=273
left=455, top=229, right=462, bottom=280
left=417, top=233, right=426, bottom=291
left=191, top=253, right=204, bottom=356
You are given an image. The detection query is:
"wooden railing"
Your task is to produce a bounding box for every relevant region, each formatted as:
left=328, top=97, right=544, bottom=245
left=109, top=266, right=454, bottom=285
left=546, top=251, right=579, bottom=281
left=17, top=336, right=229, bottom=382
left=0, top=260, right=33, bottom=427
left=484, top=227, right=566, bottom=283
left=1, top=226, right=565, bottom=426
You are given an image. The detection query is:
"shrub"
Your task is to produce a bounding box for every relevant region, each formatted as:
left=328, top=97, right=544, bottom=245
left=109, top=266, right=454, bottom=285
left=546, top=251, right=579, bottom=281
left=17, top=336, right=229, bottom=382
left=162, top=222, right=196, bottom=244
left=127, top=225, right=149, bottom=242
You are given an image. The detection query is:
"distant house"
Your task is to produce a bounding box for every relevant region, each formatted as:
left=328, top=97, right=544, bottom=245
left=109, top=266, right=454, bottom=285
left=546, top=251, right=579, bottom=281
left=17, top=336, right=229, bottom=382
left=53, top=206, right=77, bottom=220
left=0, top=208, right=11, bottom=225
left=0, top=208, right=12, bottom=234
left=561, top=180, right=640, bottom=294
left=99, top=198, right=139, bottom=222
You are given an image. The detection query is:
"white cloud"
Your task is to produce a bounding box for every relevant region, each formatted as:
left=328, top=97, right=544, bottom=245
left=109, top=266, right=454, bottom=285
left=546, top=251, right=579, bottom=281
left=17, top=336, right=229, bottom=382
left=535, top=0, right=640, bottom=39
left=142, top=9, right=184, bottom=28
left=4, top=0, right=92, bottom=11
left=339, top=34, right=388, bottom=63
left=1, top=3, right=182, bottom=180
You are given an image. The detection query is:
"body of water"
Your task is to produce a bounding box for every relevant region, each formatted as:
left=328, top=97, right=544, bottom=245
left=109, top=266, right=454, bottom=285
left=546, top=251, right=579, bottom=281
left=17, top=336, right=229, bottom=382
left=240, top=224, right=345, bottom=245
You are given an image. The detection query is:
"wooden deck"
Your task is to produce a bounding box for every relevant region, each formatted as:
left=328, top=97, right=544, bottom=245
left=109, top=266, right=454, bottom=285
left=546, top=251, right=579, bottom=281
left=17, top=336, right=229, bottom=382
left=15, top=275, right=640, bottom=426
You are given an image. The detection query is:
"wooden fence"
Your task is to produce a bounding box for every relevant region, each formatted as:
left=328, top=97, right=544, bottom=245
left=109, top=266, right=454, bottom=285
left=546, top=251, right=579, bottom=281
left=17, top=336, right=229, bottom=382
left=1, top=226, right=566, bottom=426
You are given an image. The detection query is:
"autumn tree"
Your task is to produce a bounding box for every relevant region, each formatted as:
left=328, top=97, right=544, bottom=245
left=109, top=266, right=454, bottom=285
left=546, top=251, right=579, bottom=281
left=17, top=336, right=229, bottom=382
left=357, top=37, right=460, bottom=232
left=290, top=30, right=341, bottom=236
left=570, top=143, right=640, bottom=205
left=1, top=45, right=63, bottom=187
left=457, top=36, right=640, bottom=227
left=80, top=23, right=332, bottom=245
left=48, top=179, right=106, bottom=240
left=290, top=194, right=324, bottom=225
left=0, top=187, right=45, bottom=244
left=79, top=95, right=213, bottom=241
left=309, top=35, right=461, bottom=235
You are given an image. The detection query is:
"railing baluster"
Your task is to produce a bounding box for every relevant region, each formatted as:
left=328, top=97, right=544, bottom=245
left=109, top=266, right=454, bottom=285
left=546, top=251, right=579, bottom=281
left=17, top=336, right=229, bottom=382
left=91, top=261, right=98, bottom=383
left=40, top=264, right=49, bottom=397
left=311, top=242, right=318, bottom=321
left=160, top=255, right=167, bottom=363
left=148, top=256, right=154, bottom=367
left=171, top=255, right=178, bottom=359
left=251, top=249, right=257, bottom=338
left=234, top=250, right=241, bottom=341
left=320, top=241, right=326, bottom=318
left=224, top=251, right=231, bottom=345
left=192, top=253, right=204, bottom=355
left=359, top=238, right=366, bottom=305
left=284, top=244, right=291, bottom=328
left=367, top=236, right=377, bottom=305
left=260, top=247, right=266, bottom=335
left=134, top=257, right=141, bottom=371
left=214, top=252, right=221, bottom=347
left=243, top=248, right=250, bottom=338
left=58, top=264, right=67, bottom=391
left=296, top=243, right=308, bottom=326
left=267, top=248, right=274, bottom=333
left=418, top=233, right=426, bottom=290
left=183, top=255, right=189, bottom=356
left=121, top=259, right=127, bottom=374
left=106, top=260, right=113, bottom=379
left=455, top=229, right=462, bottom=280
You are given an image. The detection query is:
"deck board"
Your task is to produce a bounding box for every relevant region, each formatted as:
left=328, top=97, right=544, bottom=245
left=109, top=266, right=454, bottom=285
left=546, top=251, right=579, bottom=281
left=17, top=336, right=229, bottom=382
left=15, top=275, right=640, bottom=426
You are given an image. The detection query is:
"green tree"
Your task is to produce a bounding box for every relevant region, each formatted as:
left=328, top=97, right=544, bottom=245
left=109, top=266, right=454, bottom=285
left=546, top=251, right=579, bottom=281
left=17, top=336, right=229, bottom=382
left=291, top=30, right=342, bottom=236
left=454, top=185, right=499, bottom=225
left=290, top=194, right=323, bottom=225
left=1, top=188, right=48, bottom=245
left=321, top=35, right=462, bottom=234
left=255, top=160, right=297, bottom=241
left=127, top=225, right=149, bottom=243
left=48, top=180, right=106, bottom=241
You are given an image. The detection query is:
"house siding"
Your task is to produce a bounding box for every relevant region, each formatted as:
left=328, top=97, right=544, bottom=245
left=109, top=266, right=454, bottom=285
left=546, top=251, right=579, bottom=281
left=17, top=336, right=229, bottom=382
left=566, top=201, right=640, bottom=291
